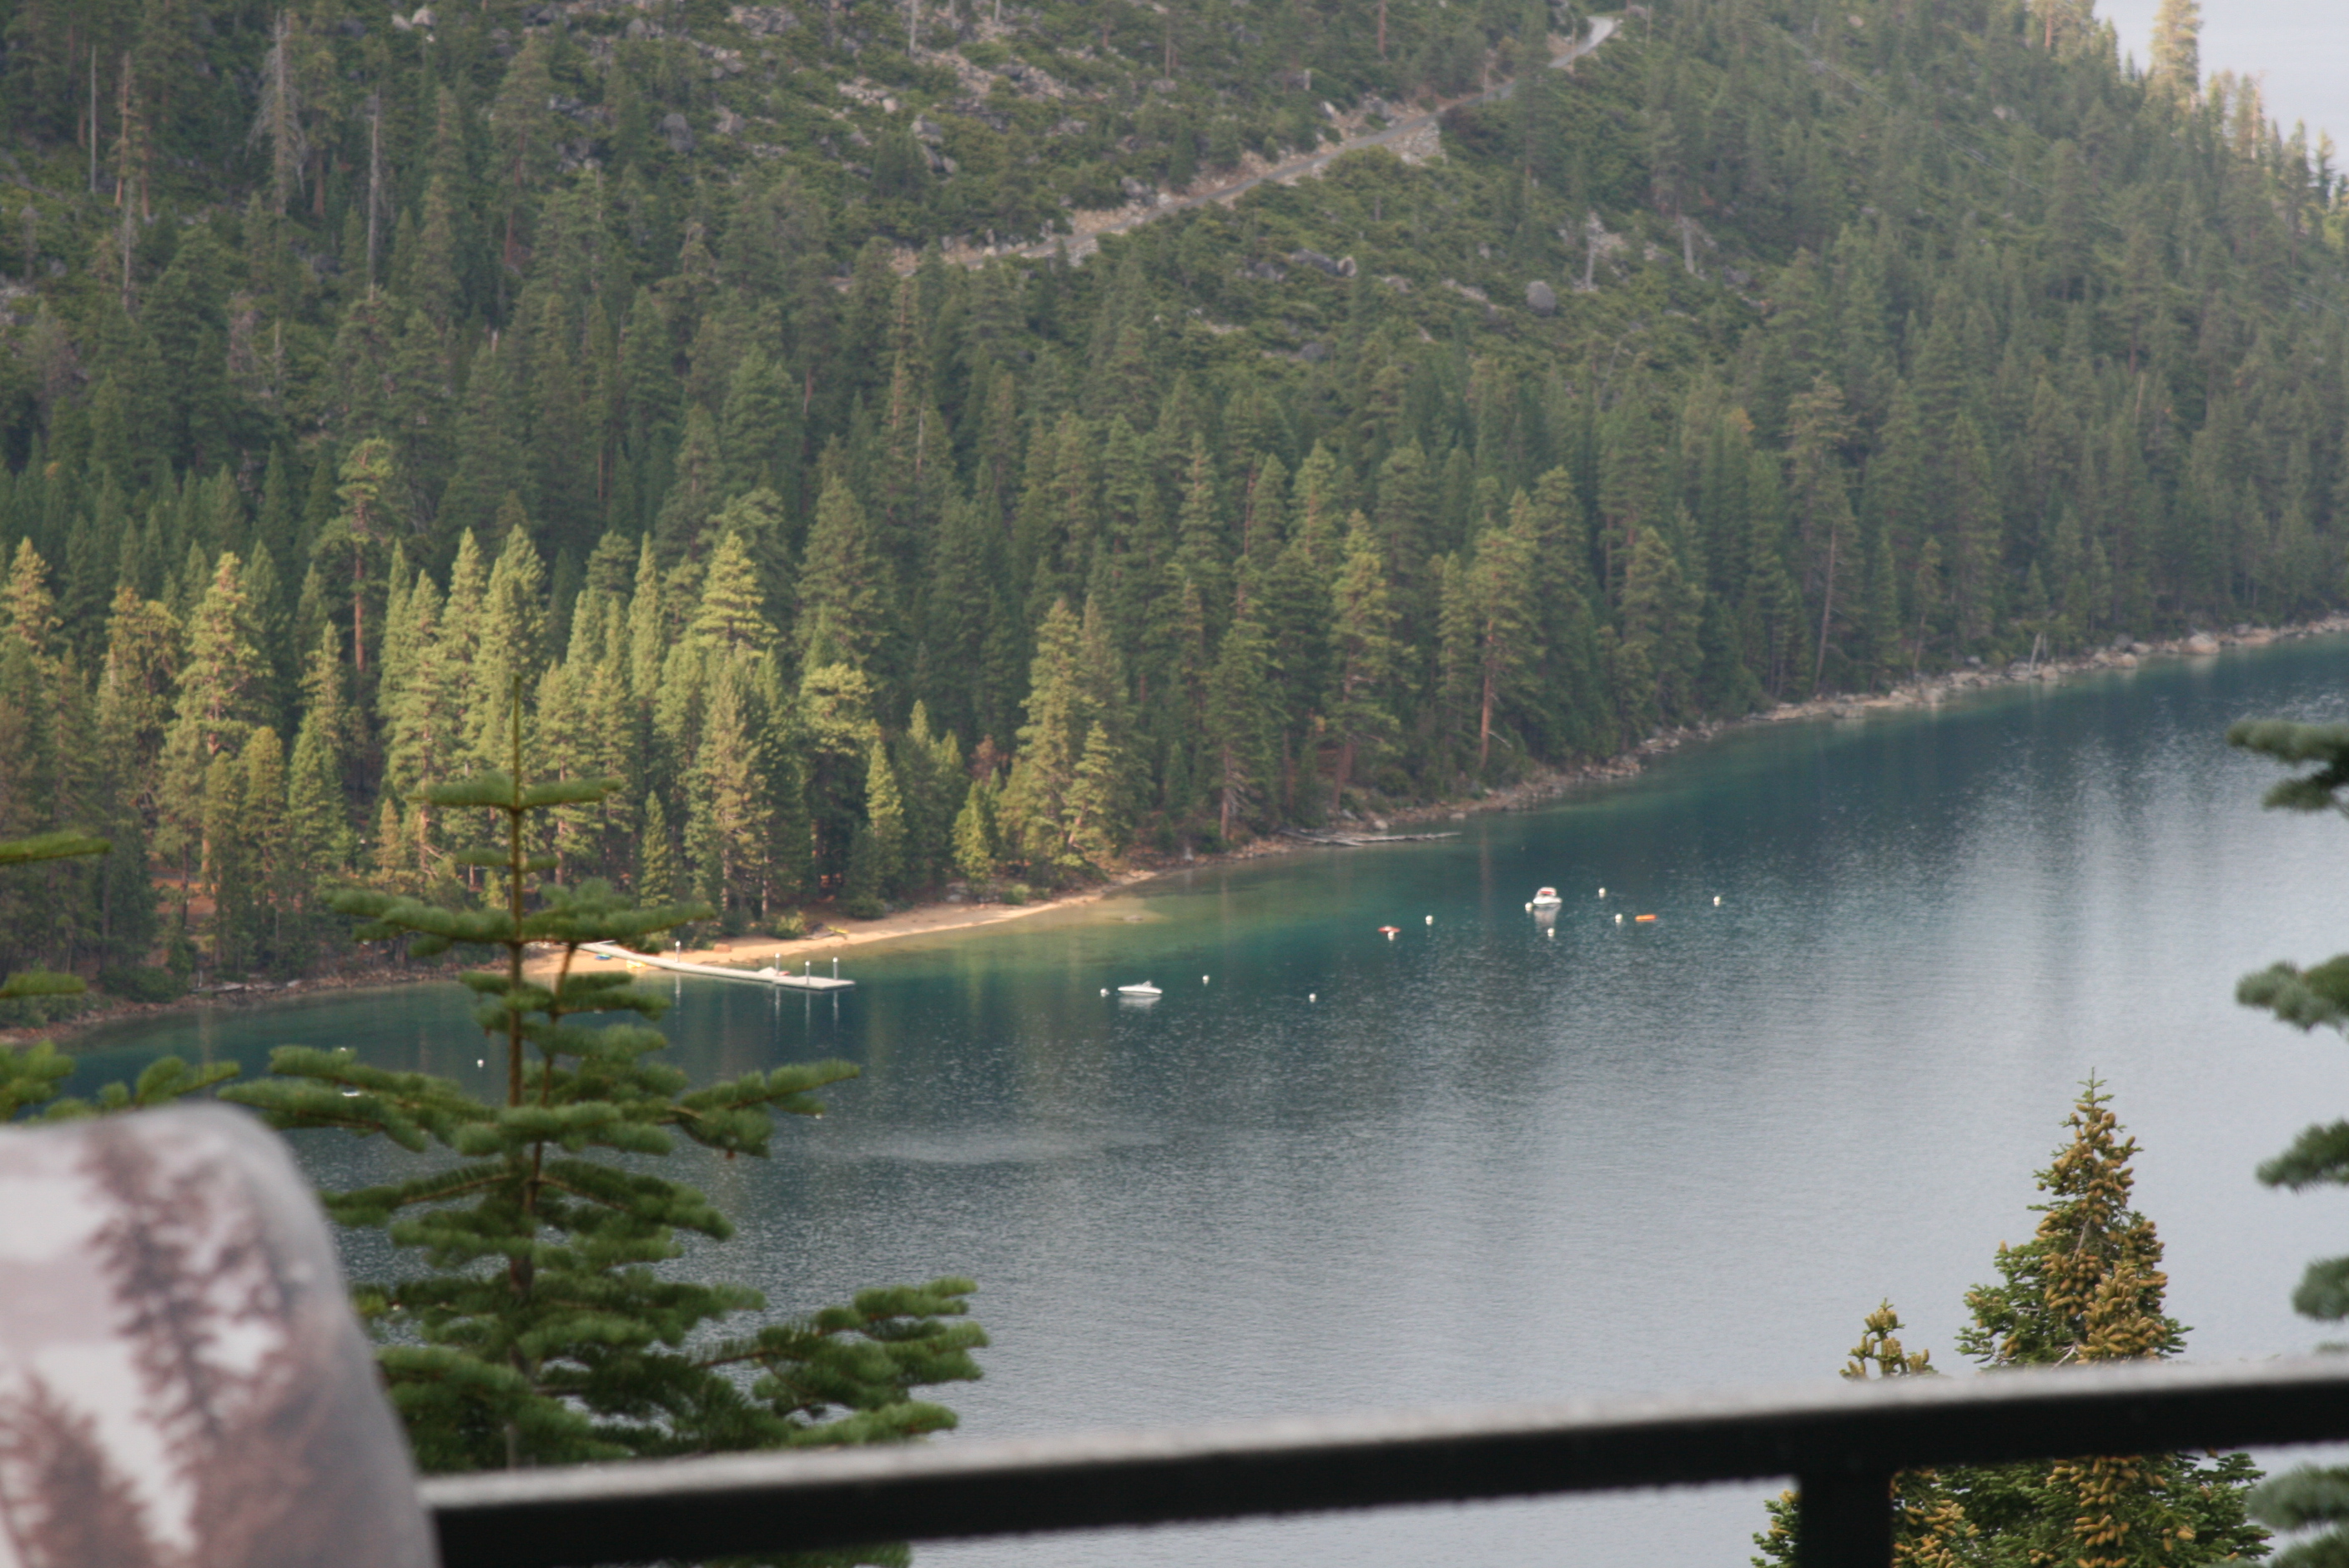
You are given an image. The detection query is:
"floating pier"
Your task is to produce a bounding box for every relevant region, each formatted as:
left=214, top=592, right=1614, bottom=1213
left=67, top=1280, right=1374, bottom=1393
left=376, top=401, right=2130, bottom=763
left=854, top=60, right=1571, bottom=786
left=580, top=942, right=856, bottom=990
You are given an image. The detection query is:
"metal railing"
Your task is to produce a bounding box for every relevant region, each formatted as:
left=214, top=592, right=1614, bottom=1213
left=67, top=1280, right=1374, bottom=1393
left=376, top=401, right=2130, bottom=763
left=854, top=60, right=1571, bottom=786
left=421, top=1356, right=2349, bottom=1568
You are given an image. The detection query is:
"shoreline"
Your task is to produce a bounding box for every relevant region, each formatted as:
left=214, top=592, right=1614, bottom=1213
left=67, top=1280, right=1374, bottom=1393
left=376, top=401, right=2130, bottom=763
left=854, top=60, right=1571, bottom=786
left=23, top=616, right=2344, bottom=1043
left=525, top=870, right=1164, bottom=977
left=543, top=611, right=2349, bottom=976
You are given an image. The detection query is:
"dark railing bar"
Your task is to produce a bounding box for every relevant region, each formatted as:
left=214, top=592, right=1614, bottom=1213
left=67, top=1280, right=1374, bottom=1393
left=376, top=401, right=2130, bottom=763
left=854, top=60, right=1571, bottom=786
left=422, top=1355, right=2349, bottom=1568
left=1798, top=1469, right=1894, bottom=1568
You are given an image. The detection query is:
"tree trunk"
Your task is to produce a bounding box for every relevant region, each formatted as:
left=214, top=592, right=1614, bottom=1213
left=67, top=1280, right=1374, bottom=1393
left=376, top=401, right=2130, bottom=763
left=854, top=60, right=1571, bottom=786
left=1812, top=527, right=1838, bottom=692
left=1478, top=655, right=1496, bottom=766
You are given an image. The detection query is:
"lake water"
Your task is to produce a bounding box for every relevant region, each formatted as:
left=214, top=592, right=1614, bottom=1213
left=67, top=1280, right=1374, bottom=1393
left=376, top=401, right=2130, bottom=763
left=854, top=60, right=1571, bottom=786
left=67, top=640, right=2349, bottom=1566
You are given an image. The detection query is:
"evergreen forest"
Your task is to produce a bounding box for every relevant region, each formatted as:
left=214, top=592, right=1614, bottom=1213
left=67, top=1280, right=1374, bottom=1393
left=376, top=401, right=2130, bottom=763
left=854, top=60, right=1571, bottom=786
left=0, top=0, right=2343, bottom=982
left=1752, top=1083, right=2269, bottom=1567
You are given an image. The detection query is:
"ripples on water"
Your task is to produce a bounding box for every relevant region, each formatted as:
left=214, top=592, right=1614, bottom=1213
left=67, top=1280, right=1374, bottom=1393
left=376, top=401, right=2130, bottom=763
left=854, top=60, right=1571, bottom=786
left=70, top=641, right=2349, bottom=1567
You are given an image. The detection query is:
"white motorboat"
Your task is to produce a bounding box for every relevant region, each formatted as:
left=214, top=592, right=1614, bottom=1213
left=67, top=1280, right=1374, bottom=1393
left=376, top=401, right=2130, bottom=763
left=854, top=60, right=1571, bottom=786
left=1117, top=982, right=1163, bottom=999
left=1528, top=887, right=1563, bottom=909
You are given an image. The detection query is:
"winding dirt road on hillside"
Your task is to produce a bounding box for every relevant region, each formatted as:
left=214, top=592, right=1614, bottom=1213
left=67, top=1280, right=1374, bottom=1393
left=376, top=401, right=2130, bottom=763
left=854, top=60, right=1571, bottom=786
left=933, top=14, right=1620, bottom=269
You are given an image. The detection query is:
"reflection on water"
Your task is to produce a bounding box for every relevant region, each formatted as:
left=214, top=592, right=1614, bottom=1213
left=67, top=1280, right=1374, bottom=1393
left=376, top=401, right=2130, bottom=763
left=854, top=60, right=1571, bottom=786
left=68, top=640, right=2349, bottom=1567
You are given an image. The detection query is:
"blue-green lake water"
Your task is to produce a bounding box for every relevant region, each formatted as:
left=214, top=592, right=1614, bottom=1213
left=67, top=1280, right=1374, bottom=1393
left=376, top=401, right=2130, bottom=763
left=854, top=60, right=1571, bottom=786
left=65, top=640, right=2349, bottom=1565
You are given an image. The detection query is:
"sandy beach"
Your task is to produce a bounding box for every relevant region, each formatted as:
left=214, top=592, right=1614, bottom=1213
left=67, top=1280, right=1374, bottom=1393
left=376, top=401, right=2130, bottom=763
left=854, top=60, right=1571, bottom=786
left=526, top=867, right=1165, bottom=976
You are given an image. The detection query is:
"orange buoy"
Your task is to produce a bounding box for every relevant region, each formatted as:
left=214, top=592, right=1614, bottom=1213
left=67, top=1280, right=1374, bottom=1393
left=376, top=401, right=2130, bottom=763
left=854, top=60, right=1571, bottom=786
left=1634, top=913, right=1658, bottom=923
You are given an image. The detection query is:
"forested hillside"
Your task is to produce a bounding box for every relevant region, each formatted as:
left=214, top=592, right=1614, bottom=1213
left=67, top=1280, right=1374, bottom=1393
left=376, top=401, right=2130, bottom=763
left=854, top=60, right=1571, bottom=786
left=0, top=0, right=2341, bottom=983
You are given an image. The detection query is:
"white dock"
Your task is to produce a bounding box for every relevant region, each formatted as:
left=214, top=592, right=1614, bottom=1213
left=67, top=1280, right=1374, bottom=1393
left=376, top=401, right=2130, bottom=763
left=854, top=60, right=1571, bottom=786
left=580, top=942, right=856, bottom=990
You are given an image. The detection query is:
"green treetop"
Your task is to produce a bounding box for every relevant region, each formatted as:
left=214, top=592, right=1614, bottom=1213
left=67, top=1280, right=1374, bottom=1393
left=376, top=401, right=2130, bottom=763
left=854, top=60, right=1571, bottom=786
left=220, top=698, right=984, bottom=1477
left=1955, top=1084, right=2183, bottom=1369
left=2149, top=0, right=2203, bottom=100
left=1756, top=1085, right=2265, bottom=1568
left=1946, top=1084, right=2261, bottom=1567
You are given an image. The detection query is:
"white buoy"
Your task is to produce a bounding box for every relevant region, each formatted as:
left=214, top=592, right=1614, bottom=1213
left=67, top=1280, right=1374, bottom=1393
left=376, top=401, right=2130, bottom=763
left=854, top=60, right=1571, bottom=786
left=1425, top=914, right=1434, bottom=925
left=1713, top=895, right=1722, bottom=907
left=1525, top=902, right=1532, bottom=912
left=1309, top=993, right=1317, bottom=1002
left=1598, top=887, right=1607, bottom=897
left=1614, top=912, right=1622, bottom=925
left=1546, top=927, right=1555, bottom=939
left=1100, top=988, right=1109, bottom=997
left=1201, top=975, right=1210, bottom=984
left=477, top=1058, right=485, bottom=1068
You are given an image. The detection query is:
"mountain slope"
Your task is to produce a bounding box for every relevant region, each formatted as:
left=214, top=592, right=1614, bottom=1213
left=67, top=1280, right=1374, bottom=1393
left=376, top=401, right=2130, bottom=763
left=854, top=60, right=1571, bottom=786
left=0, top=0, right=2341, bottom=978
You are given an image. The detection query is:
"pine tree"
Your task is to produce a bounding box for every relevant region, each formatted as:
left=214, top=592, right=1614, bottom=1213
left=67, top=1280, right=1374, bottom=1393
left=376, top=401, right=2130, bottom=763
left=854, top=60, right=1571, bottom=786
left=221, top=705, right=983, bottom=1474
left=1202, top=616, right=1275, bottom=844
left=2149, top=0, right=2201, bottom=101
left=689, top=651, right=778, bottom=922
left=922, top=492, right=1003, bottom=742
left=287, top=701, right=351, bottom=876
left=1002, top=596, right=1087, bottom=872
left=1326, top=512, right=1401, bottom=814
left=1466, top=503, right=1541, bottom=771
left=316, top=440, right=395, bottom=676
left=470, top=522, right=550, bottom=767
left=638, top=789, right=678, bottom=902
left=532, top=661, right=595, bottom=883
left=1758, top=1089, right=2266, bottom=1568
left=2226, top=721, right=2349, bottom=1564
left=382, top=573, right=462, bottom=878
left=1944, top=419, right=1999, bottom=652
left=203, top=731, right=259, bottom=972
left=892, top=703, right=963, bottom=891
left=488, top=33, right=557, bottom=276
left=1723, top=439, right=1789, bottom=684
left=1787, top=375, right=1857, bottom=692
left=1946, top=1083, right=2266, bottom=1567
left=1860, top=518, right=1903, bottom=691
left=653, top=405, right=726, bottom=567
left=863, top=733, right=907, bottom=897
left=1064, top=722, right=1129, bottom=866
left=690, top=530, right=774, bottom=654
left=1618, top=526, right=1702, bottom=729
left=797, top=474, right=886, bottom=676
left=720, top=349, right=801, bottom=500
left=156, top=554, right=264, bottom=928
left=953, top=775, right=999, bottom=883
left=1958, top=1086, right=2184, bottom=1369
left=440, top=345, right=534, bottom=551
left=627, top=536, right=666, bottom=701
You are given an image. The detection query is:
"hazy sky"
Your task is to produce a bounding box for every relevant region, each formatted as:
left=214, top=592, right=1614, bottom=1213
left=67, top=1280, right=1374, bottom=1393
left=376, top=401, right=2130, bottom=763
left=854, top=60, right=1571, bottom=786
left=2100, top=0, right=2346, bottom=148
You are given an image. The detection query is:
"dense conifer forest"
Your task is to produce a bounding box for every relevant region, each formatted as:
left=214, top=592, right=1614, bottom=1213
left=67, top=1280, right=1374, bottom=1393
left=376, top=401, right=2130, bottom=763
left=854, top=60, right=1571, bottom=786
left=0, top=0, right=2341, bottom=983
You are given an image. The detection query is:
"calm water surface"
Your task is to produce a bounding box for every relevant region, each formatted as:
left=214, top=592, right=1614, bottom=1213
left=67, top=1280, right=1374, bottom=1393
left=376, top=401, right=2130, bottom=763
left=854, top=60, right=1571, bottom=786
left=70, top=641, right=2349, bottom=1566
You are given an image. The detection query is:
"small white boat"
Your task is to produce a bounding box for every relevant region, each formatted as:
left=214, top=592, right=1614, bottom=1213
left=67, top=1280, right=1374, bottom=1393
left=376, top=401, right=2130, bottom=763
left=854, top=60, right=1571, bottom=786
left=1117, top=982, right=1162, bottom=999
left=1529, top=887, right=1563, bottom=909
